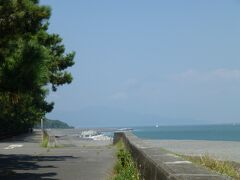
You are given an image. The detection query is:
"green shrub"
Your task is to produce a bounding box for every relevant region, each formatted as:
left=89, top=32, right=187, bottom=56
left=113, top=141, right=140, bottom=180
left=41, top=132, right=49, bottom=148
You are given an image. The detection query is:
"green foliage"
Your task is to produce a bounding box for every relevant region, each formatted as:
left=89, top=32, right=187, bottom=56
left=0, top=0, right=75, bottom=135
left=41, top=132, right=49, bottom=148
left=180, top=154, right=240, bottom=179
left=35, top=118, right=73, bottom=129
left=113, top=141, right=140, bottom=180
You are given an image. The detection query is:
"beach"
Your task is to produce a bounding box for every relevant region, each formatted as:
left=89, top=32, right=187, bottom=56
left=144, top=139, right=240, bottom=163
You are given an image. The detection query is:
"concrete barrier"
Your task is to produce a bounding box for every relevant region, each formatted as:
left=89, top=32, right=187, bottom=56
left=114, top=132, right=230, bottom=180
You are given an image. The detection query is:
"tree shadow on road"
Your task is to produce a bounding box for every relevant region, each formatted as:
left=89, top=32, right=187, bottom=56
left=0, top=154, right=75, bottom=180
left=0, top=131, right=41, bottom=143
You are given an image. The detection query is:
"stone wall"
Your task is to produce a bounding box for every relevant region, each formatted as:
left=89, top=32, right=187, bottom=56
left=114, top=132, right=230, bottom=180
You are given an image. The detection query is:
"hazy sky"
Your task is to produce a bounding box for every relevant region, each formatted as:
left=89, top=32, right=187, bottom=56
left=41, top=0, right=240, bottom=127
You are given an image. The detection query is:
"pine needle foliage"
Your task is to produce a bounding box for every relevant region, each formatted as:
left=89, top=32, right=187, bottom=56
left=0, top=0, right=75, bottom=135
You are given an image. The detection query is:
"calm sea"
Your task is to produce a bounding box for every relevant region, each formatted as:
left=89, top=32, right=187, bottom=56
left=132, top=124, right=240, bottom=141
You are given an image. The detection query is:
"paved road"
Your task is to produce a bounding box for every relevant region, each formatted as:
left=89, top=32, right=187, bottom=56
left=144, top=139, right=240, bottom=163
left=0, top=130, right=115, bottom=180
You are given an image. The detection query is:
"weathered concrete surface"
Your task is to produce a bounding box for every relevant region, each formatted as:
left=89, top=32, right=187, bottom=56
left=0, top=129, right=115, bottom=180
left=114, top=132, right=231, bottom=180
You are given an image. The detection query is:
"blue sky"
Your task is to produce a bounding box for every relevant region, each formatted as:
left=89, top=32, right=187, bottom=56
left=41, top=0, right=240, bottom=127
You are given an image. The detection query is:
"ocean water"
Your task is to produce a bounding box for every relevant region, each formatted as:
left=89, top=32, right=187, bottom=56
left=132, top=124, right=240, bottom=141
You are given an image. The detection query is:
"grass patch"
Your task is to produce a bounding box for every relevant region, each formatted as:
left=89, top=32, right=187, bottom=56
left=179, top=154, right=240, bottom=179
left=40, top=131, right=49, bottom=148
left=113, top=140, right=140, bottom=180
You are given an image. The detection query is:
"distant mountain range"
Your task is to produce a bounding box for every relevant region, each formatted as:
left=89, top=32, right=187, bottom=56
left=48, top=106, right=198, bottom=128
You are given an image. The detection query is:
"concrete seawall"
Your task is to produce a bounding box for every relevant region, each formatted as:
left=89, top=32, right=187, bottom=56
left=114, top=132, right=230, bottom=180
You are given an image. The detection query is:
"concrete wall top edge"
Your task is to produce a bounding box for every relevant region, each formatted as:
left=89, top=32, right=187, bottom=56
left=114, top=131, right=230, bottom=180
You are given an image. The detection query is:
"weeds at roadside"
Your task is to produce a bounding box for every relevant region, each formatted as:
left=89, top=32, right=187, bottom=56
left=40, top=132, right=63, bottom=148
left=179, top=154, right=240, bottom=179
left=40, top=132, right=49, bottom=148
left=113, top=140, right=140, bottom=180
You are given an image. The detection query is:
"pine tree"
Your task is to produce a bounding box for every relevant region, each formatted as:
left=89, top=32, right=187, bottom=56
left=0, top=0, right=75, bottom=134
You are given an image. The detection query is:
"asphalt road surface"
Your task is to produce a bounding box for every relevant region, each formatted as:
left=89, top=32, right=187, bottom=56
left=0, top=130, right=115, bottom=180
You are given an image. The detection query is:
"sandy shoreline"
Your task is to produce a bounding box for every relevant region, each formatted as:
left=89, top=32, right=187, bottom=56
left=48, top=129, right=240, bottom=163
left=143, top=139, right=240, bottom=163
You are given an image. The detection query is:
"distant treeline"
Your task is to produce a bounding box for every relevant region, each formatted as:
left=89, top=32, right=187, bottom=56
left=0, top=0, right=75, bottom=135
left=35, top=119, right=73, bottom=129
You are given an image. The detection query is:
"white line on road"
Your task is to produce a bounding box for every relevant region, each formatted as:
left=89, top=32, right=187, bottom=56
left=4, top=144, right=23, bottom=150
left=165, top=161, right=192, bottom=164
